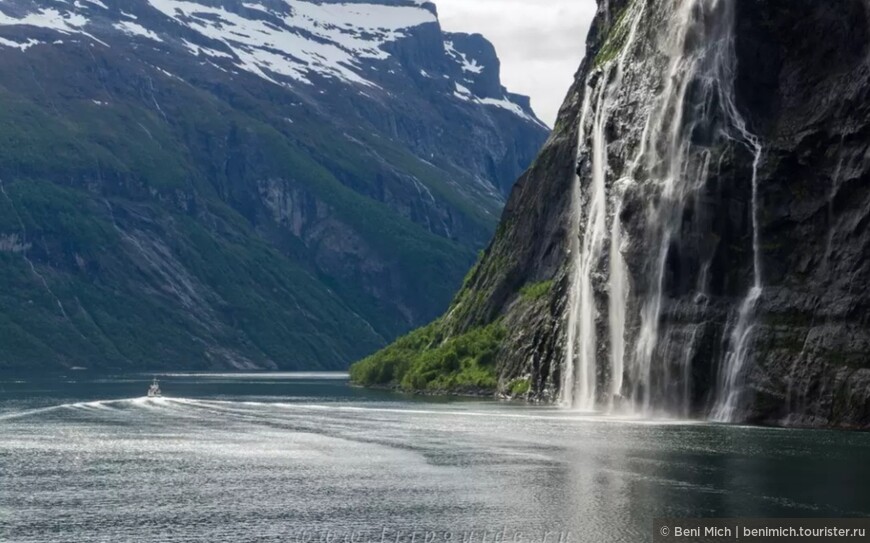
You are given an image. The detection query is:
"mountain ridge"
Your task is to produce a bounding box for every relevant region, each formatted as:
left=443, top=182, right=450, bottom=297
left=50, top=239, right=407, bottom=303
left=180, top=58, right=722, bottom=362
left=0, top=0, right=548, bottom=370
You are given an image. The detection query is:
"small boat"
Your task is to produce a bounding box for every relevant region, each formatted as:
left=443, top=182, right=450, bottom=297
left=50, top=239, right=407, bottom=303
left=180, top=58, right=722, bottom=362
left=147, top=378, right=162, bottom=398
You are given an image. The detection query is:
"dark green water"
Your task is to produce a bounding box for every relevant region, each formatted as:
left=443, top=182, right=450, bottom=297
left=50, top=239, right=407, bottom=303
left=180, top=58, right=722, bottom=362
left=1, top=373, right=868, bottom=543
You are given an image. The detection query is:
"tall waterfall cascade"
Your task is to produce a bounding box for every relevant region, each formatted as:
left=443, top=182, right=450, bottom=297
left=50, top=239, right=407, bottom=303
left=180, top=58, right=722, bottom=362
left=561, top=0, right=764, bottom=421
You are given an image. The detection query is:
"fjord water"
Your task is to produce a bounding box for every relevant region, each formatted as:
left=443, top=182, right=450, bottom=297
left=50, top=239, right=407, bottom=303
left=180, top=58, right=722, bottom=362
left=2, top=374, right=869, bottom=543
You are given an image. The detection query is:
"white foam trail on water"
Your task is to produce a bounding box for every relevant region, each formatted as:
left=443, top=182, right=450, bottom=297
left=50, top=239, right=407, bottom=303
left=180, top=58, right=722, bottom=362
left=0, top=404, right=67, bottom=421
left=157, top=372, right=350, bottom=379
left=70, top=400, right=116, bottom=411
left=185, top=398, right=701, bottom=427
left=0, top=397, right=206, bottom=421
left=1, top=393, right=705, bottom=431
left=0, top=398, right=143, bottom=421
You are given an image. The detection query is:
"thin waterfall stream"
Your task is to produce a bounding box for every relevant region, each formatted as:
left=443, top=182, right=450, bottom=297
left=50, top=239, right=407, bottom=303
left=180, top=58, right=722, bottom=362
left=712, top=142, right=764, bottom=421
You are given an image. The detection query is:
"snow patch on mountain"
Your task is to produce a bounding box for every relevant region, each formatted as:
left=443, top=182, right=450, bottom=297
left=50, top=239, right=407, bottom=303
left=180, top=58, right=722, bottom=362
left=0, top=0, right=544, bottom=126
left=77, top=0, right=108, bottom=9
left=0, top=36, right=43, bottom=50
left=146, top=0, right=436, bottom=86
left=0, top=7, right=88, bottom=33
left=114, top=20, right=163, bottom=42
left=444, top=40, right=483, bottom=74
left=0, top=6, right=108, bottom=46
left=454, top=81, right=544, bottom=127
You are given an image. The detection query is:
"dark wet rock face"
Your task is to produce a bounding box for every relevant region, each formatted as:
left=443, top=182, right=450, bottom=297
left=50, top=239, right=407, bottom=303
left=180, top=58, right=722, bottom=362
left=409, top=0, right=870, bottom=429
left=732, top=0, right=870, bottom=428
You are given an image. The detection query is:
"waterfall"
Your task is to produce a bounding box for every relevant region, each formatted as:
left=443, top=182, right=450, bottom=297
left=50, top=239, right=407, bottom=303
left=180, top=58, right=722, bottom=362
left=709, top=2, right=766, bottom=422
left=562, top=1, right=645, bottom=410
left=562, top=0, right=763, bottom=420
left=608, top=193, right=628, bottom=407
left=711, top=143, right=763, bottom=421
left=0, top=179, right=71, bottom=322
left=561, top=93, right=591, bottom=409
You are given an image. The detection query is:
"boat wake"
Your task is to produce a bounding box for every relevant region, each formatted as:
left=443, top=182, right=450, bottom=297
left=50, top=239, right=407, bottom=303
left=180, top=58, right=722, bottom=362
left=0, top=397, right=169, bottom=421
left=1, top=396, right=702, bottom=428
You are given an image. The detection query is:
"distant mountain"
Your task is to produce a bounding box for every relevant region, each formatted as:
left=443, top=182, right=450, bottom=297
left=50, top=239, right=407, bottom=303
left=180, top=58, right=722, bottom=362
left=0, top=0, right=548, bottom=370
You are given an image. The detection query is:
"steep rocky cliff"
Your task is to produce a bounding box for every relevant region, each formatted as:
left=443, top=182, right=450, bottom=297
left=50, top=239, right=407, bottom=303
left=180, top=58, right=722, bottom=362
left=353, top=0, right=870, bottom=429
left=0, top=0, right=548, bottom=370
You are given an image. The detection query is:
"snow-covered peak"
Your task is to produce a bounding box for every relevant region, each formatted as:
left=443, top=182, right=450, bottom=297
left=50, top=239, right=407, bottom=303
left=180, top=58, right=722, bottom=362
left=0, top=0, right=544, bottom=126
left=0, top=0, right=439, bottom=86
left=146, top=0, right=438, bottom=86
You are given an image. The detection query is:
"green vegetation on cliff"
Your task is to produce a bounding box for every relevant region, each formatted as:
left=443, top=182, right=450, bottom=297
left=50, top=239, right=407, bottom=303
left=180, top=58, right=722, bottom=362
left=519, top=280, right=553, bottom=301
left=508, top=377, right=531, bottom=396
left=593, top=2, right=635, bottom=68
left=350, top=320, right=505, bottom=393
